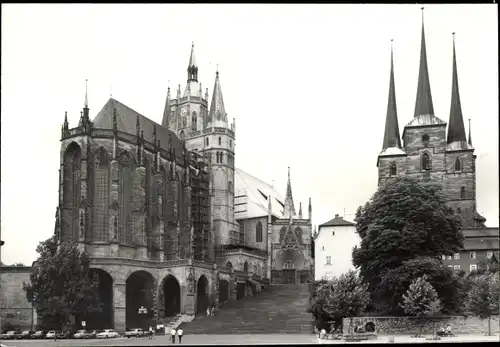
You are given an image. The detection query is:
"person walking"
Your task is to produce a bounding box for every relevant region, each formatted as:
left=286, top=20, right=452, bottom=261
left=148, top=326, right=154, bottom=339
left=171, top=328, right=176, bottom=343
left=177, top=328, right=183, bottom=344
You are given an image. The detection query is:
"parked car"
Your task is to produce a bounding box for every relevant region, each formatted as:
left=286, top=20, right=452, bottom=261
left=2, top=331, right=20, bottom=340
left=31, top=330, right=45, bottom=339
left=125, top=328, right=146, bottom=338
left=45, top=330, right=57, bottom=339
left=17, top=330, right=34, bottom=339
left=56, top=331, right=72, bottom=339
left=73, top=330, right=87, bottom=339
left=96, top=329, right=120, bottom=339
left=84, top=330, right=100, bottom=339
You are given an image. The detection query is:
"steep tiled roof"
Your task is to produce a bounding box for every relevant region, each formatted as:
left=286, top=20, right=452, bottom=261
left=447, top=34, right=467, bottom=145
left=462, top=228, right=498, bottom=238
left=414, top=11, right=435, bottom=119
left=93, top=98, right=184, bottom=156
left=319, top=214, right=355, bottom=228
left=234, top=168, right=285, bottom=220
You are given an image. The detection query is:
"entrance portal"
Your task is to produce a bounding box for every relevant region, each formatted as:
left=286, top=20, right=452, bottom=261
left=196, top=275, right=209, bottom=315
left=161, top=275, right=181, bottom=317
left=283, top=269, right=296, bottom=284
left=218, top=279, right=229, bottom=305
left=86, top=268, right=114, bottom=330
left=126, top=270, right=155, bottom=330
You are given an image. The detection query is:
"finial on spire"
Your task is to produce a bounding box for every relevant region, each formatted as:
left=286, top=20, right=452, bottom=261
left=288, top=166, right=290, bottom=180
left=216, top=64, right=219, bottom=74
left=84, top=79, right=88, bottom=108
left=64, top=111, right=68, bottom=123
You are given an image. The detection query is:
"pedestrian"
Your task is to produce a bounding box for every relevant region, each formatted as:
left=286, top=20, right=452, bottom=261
left=171, top=328, right=176, bottom=343
left=177, top=327, right=183, bottom=344
left=148, top=325, right=154, bottom=339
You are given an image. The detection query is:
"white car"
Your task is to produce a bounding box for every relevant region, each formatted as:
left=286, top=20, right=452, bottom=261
left=96, top=329, right=120, bottom=339
left=73, top=329, right=87, bottom=339
left=45, top=330, right=56, bottom=339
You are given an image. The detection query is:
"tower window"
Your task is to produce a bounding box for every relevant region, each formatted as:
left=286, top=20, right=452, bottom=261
left=220, top=152, right=224, bottom=164
left=421, top=152, right=431, bottom=171
left=455, top=158, right=461, bottom=171
left=206, top=137, right=209, bottom=146
left=229, top=139, right=232, bottom=148
left=218, top=137, right=222, bottom=146
left=216, top=152, right=220, bottom=163
left=422, top=134, right=430, bottom=143
left=460, top=186, right=466, bottom=199
left=256, top=222, right=263, bottom=243
left=390, top=162, right=397, bottom=176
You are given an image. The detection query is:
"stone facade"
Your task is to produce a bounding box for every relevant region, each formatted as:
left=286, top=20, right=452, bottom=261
left=343, top=315, right=500, bottom=335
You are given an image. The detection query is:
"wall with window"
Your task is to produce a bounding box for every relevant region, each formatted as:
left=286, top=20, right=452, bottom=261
left=441, top=249, right=499, bottom=274
left=236, top=216, right=268, bottom=252
left=377, top=156, right=407, bottom=186
left=314, top=224, right=359, bottom=280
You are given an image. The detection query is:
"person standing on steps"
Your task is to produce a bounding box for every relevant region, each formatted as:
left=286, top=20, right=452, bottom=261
left=171, top=328, right=176, bottom=343
left=177, top=328, right=183, bottom=344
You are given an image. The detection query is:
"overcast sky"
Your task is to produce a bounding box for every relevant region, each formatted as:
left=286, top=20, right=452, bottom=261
left=1, top=4, right=498, bottom=265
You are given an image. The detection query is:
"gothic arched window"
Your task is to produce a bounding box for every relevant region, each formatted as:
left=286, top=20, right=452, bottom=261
left=390, top=161, right=397, bottom=176
left=455, top=158, right=461, bottom=171
left=460, top=186, right=466, bottom=199
left=421, top=152, right=431, bottom=171
left=216, top=152, right=219, bottom=163
left=206, top=137, right=209, bottom=146
left=228, top=181, right=233, bottom=193
left=191, top=111, right=197, bottom=131
left=218, top=137, right=222, bottom=146
left=256, top=221, right=263, bottom=243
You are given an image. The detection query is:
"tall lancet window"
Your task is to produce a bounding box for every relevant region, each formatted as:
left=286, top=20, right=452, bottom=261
left=390, top=162, right=397, bottom=176
left=421, top=152, right=431, bottom=171
left=460, top=186, right=466, bottom=199
left=191, top=111, right=197, bottom=131
left=455, top=158, right=461, bottom=171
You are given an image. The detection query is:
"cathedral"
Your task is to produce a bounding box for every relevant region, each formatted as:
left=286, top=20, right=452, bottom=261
left=56, top=43, right=313, bottom=331
left=377, top=12, right=487, bottom=230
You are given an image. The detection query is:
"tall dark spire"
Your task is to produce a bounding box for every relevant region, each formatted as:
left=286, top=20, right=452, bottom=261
left=283, top=167, right=296, bottom=219
left=187, top=42, right=198, bottom=82
left=382, top=40, right=402, bottom=150
left=208, top=69, right=227, bottom=126
left=414, top=8, right=435, bottom=118
left=162, top=86, right=171, bottom=128
left=447, top=33, right=467, bottom=144
left=468, top=118, right=473, bottom=146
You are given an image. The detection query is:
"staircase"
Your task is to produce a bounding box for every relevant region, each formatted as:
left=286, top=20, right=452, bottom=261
left=178, top=284, right=312, bottom=334
left=160, top=314, right=195, bottom=334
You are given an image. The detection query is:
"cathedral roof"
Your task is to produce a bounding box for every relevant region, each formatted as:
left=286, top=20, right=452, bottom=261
left=319, top=214, right=355, bottom=228
left=404, top=113, right=446, bottom=128
left=234, top=168, right=286, bottom=220
left=93, top=98, right=184, bottom=157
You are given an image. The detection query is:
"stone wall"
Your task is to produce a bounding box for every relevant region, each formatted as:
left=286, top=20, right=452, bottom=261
left=0, top=267, right=37, bottom=331
left=343, top=315, right=500, bottom=335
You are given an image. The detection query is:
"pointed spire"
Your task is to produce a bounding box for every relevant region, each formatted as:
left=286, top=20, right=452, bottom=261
left=298, top=202, right=303, bottom=219
left=177, top=84, right=181, bottom=100
left=268, top=194, right=273, bottom=223
left=283, top=166, right=296, bottom=219
left=414, top=7, right=435, bottom=118
left=162, top=86, right=171, bottom=128
left=64, top=111, right=68, bottom=128
left=468, top=118, right=473, bottom=146
left=84, top=79, right=89, bottom=108
left=308, top=197, right=312, bottom=221
left=187, top=42, right=198, bottom=82
left=382, top=39, right=402, bottom=150
left=447, top=33, right=467, bottom=144
left=209, top=69, right=227, bottom=126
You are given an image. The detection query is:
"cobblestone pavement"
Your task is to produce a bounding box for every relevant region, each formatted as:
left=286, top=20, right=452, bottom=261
left=2, top=333, right=499, bottom=346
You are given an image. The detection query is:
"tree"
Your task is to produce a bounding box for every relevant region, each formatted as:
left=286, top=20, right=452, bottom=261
left=375, top=257, right=461, bottom=315
left=23, top=236, right=102, bottom=330
left=400, top=275, right=442, bottom=337
left=307, top=279, right=335, bottom=331
left=466, top=272, right=500, bottom=336
left=352, top=176, right=463, bottom=307
left=323, top=270, right=371, bottom=334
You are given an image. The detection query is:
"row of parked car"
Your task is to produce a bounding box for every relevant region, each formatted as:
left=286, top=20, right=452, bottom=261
left=0, top=329, right=121, bottom=340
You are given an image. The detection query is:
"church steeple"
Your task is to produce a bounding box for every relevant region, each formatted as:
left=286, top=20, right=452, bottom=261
left=382, top=40, right=402, bottom=150
left=468, top=118, right=473, bottom=147
left=162, top=86, right=171, bottom=128
left=208, top=68, right=227, bottom=127
left=414, top=8, right=435, bottom=118
left=187, top=42, right=198, bottom=82
left=447, top=33, right=467, bottom=144
left=283, top=167, right=296, bottom=219
left=83, top=79, right=89, bottom=120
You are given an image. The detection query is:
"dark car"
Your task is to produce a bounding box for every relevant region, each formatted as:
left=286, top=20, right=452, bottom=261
left=2, top=330, right=21, bottom=340
left=84, top=330, right=100, bottom=339
left=31, top=330, right=46, bottom=339
left=17, top=330, right=34, bottom=339
left=56, top=330, right=73, bottom=339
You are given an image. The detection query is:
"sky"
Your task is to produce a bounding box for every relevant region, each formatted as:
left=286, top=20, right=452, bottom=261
left=1, top=4, right=498, bottom=265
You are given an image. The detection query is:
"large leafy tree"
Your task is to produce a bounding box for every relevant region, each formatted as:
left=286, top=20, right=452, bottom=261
left=466, top=272, right=500, bottom=336
left=400, top=275, right=442, bottom=337
left=23, top=235, right=102, bottom=330
left=323, top=270, right=371, bottom=334
left=307, top=279, right=335, bottom=330
left=352, top=176, right=463, bottom=299
left=375, top=257, right=461, bottom=315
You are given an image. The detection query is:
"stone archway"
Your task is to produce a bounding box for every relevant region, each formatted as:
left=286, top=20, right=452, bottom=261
left=196, top=275, right=209, bottom=315
left=85, top=268, right=114, bottom=329
left=126, top=270, right=155, bottom=330
left=160, top=274, right=181, bottom=318
left=218, top=279, right=229, bottom=305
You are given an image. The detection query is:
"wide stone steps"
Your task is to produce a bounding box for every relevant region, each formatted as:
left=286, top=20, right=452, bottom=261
left=179, top=284, right=312, bottom=334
